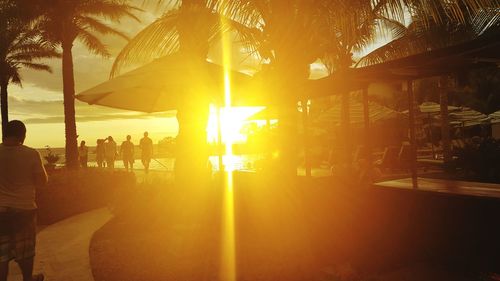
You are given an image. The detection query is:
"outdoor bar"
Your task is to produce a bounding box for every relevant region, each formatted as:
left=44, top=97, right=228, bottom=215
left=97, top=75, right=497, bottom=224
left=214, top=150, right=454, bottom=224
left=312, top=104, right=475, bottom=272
left=304, top=29, right=500, bottom=190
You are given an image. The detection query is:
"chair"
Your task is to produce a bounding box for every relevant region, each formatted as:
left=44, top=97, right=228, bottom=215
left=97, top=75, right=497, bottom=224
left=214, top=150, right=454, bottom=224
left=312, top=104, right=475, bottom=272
left=374, top=146, right=399, bottom=171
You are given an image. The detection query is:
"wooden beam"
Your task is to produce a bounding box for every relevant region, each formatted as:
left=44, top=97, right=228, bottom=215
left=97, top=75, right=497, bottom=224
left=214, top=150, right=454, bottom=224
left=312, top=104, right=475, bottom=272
left=407, top=80, right=418, bottom=189
left=340, top=91, right=352, bottom=170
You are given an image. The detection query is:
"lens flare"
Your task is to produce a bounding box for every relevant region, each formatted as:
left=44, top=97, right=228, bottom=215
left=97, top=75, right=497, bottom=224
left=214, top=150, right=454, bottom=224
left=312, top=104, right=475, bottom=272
left=220, top=10, right=236, bottom=281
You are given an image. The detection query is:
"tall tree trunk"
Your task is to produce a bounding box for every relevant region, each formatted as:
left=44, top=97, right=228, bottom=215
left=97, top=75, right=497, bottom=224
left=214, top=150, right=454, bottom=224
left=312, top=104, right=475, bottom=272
left=174, top=89, right=210, bottom=186
left=173, top=1, right=211, bottom=186
left=0, top=78, right=9, bottom=141
left=270, top=58, right=308, bottom=179
left=62, top=42, right=79, bottom=169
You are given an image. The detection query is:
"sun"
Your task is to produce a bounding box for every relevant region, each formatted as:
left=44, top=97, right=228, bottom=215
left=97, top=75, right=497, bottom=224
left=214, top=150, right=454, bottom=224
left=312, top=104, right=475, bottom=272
left=207, top=105, right=263, bottom=145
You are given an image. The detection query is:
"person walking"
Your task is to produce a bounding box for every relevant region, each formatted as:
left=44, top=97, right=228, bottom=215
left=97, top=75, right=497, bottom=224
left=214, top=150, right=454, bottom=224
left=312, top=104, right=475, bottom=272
left=140, top=132, right=153, bottom=174
left=120, top=135, right=135, bottom=172
left=78, top=140, right=88, bottom=168
left=95, top=139, right=106, bottom=168
left=0, top=120, right=47, bottom=281
left=104, top=136, right=117, bottom=170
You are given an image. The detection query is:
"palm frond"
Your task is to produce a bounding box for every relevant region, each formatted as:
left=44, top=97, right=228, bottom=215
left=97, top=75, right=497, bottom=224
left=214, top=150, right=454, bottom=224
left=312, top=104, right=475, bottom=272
left=8, top=49, right=60, bottom=62
left=77, top=29, right=110, bottom=57
left=76, top=15, right=130, bottom=40
left=19, top=62, right=52, bottom=72
left=217, top=0, right=266, bottom=28
left=79, top=0, right=142, bottom=23
left=355, top=14, right=477, bottom=67
left=10, top=70, right=22, bottom=86
left=377, top=15, right=407, bottom=40
left=471, top=7, right=500, bottom=35
left=111, top=10, right=180, bottom=77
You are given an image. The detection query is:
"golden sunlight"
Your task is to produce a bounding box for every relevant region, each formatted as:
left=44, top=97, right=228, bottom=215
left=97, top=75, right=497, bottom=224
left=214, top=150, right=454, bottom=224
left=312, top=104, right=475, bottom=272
left=207, top=106, right=263, bottom=144
left=220, top=11, right=236, bottom=281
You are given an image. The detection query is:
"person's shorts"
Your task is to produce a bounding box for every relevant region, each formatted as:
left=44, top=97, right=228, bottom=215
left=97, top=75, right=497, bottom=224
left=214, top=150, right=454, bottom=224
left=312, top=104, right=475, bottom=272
left=123, top=156, right=134, bottom=164
left=0, top=208, right=37, bottom=262
left=141, top=155, right=151, bottom=163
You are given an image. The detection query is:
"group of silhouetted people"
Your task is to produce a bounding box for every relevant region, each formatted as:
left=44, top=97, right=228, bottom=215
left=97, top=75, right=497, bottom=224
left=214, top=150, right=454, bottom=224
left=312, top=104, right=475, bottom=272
left=78, top=131, right=154, bottom=173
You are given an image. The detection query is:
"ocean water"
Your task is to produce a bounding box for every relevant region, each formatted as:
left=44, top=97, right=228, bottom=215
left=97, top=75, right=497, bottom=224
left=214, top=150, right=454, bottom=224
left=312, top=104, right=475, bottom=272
left=38, top=146, right=261, bottom=172
left=87, top=155, right=259, bottom=172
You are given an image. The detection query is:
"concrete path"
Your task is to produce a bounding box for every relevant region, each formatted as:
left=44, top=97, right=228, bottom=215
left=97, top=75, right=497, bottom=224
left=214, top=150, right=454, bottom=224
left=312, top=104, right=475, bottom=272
left=9, top=208, right=112, bottom=281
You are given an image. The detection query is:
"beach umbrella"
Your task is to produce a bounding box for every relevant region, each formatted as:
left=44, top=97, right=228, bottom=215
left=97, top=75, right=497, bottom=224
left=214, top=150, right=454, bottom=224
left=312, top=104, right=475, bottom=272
left=403, top=102, right=488, bottom=127
left=445, top=107, right=490, bottom=127
left=314, top=96, right=402, bottom=126
left=489, top=110, right=500, bottom=123
left=76, top=53, right=264, bottom=112
left=418, top=101, right=461, bottom=114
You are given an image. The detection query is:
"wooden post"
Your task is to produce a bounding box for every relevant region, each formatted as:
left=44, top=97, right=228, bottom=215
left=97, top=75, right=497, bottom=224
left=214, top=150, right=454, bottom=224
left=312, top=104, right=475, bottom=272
left=407, top=80, right=418, bottom=189
left=427, top=113, right=436, bottom=158
left=362, top=87, right=372, bottom=177
left=301, top=99, right=311, bottom=177
left=340, top=91, right=351, bottom=168
left=439, top=76, right=452, bottom=164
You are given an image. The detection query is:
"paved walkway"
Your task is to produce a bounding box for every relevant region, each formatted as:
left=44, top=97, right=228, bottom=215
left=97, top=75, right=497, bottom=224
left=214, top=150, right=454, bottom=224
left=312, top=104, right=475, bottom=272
left=9, top=208, right=112, bottom=281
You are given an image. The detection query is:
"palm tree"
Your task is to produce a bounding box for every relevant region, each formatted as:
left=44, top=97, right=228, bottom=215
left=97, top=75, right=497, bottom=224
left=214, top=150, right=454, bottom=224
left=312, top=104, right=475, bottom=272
left=111, top=1, right=256, bottom=184
left=221, top=0, right=499, bottom=173
left=0, top=1, right=59, bottom=139
left=113, top=0, right=499, bottom=178
left=356, top=9, right=500, bottom=67
left=32, top=0, right=139, bottom=168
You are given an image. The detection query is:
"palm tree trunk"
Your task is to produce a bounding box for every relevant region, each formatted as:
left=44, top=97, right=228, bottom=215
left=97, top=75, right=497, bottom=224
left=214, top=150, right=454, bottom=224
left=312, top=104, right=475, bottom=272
left=62, top=41, right=79, bottom=169
left=173, top=1, right=211, bottom=186
left=0, top=78, right=9, bottom=141
left=174, top=100, right=210, bottom=185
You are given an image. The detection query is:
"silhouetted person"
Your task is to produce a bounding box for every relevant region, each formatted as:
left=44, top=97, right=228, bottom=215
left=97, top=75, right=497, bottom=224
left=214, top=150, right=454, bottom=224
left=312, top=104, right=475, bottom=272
left=105, top=136, right=117, bottom=170
left=78, top=140, right=88, bottom=168
left=0, top=120, right=47, bottom=281
left=96, top=139, right=106, bottom=168
left=140, top=132, right=153, bottom=173
left=120, top=135, right=134, bottom=172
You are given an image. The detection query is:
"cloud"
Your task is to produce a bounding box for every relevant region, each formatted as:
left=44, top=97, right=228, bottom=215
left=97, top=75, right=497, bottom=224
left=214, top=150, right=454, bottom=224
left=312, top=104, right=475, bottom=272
left=8, top=96, right=176, bottom=124
left=17, top=1, right=162, bottom=95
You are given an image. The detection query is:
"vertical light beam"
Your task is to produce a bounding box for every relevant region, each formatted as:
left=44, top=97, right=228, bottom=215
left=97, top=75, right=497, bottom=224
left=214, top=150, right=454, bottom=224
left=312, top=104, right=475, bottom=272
left=220, top=10, right=236, bottom=281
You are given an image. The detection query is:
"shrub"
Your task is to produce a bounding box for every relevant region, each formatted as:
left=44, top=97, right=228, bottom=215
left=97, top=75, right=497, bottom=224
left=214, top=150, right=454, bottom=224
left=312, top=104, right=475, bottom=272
left=36, top=168, right=135, bottom=225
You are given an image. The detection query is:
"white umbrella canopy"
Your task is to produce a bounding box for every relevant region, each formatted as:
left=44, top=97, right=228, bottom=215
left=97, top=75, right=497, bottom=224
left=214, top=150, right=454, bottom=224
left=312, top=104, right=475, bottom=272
left=489, top=110, right=500, bottom=123
left=418, top=101, right=461, bottom=114
left=314, top=96, right=402, bottom=126
left=76, top=53, right=263, bottom=112
left=448, top=107, right=490, bottom=127
left=402, top=102, right=489, bottom=127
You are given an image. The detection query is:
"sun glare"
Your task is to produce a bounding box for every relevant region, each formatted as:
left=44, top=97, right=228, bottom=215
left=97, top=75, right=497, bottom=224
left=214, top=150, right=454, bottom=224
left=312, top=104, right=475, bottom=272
left=207, top=106, right=263, bottom=145
left=220, top=10, right=236, bottom=281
